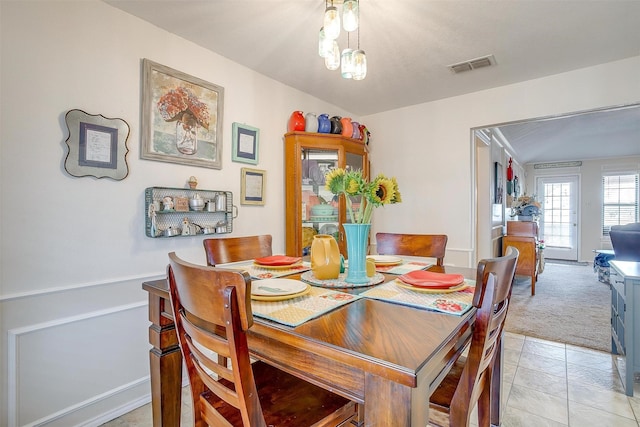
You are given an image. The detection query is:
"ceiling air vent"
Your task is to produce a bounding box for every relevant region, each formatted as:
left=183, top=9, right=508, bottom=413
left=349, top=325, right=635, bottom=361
left=448, top=55, right=495, bottom=74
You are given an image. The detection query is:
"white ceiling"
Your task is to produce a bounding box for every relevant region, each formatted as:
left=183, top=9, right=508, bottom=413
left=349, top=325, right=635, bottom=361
left=105, top=0, right=640, bottom=164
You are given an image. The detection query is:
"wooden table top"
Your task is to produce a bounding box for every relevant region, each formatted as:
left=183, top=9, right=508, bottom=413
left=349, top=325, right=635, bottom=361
left=143, top=264, right=477, bottom=389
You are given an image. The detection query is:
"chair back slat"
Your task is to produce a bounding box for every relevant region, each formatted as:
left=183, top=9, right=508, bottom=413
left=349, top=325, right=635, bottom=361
left=448, top=247, right=518, bottom=426
left=376, top=233, right=448, bottom=266
left=203, top=235, right=273, bottom=266
left=167, top=252, right=267, bottom=427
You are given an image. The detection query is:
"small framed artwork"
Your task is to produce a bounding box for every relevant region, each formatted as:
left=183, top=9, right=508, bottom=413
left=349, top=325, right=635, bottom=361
left=141, top=58, right=224, bottom=169
left=494, top=161, right=504, bottom=204
left=241, top=168, right=266, bottom=205
left=232, top=122, right=259, bottom=164
left=63, top=109, right=130, bottom=180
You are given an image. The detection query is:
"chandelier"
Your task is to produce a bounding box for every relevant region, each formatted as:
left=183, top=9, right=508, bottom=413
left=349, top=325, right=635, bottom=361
left=318, top=0, right=367, bottom=80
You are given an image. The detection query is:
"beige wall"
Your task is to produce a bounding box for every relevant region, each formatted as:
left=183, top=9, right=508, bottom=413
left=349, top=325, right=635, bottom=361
left=364, top=56, right=640, bottom=267
left=0, top=1, right=352, bottom=425
left=524, top=156, right=640, bottom=262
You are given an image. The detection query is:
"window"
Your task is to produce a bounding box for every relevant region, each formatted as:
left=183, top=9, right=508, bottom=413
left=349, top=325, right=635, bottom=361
left=602, top=173, right=639, bottom=236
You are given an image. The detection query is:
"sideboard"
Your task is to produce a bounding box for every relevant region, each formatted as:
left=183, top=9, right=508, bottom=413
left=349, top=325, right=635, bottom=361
left=610, top=260, right=640, bottom=396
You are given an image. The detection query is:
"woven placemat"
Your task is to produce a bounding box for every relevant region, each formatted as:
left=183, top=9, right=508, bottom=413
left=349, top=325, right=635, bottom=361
left=218, top=260, right=311, bottom=280
left=360, top=279, right=476, bottom=316
left=251, top=287, right=360, bottom=327
left=300, top=271, right=385, bottom=288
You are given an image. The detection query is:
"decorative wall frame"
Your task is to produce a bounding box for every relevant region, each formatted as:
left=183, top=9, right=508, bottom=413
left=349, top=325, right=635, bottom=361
left=241, top=168, right=266, bottom=205
left=232, top=122, right=259, bottom=164
left=141, top=58, right=224, bottom=169
left=64, top=109, right=130, bottom=180
left=494, top=161, right=504, bottom=204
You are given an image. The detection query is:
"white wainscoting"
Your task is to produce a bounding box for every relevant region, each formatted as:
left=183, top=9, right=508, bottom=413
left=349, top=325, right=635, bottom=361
left=2, top=274, right=164, bottom=427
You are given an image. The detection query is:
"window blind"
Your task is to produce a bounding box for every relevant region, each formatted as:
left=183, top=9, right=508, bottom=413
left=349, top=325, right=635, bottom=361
left=602, top=173, right=639, bottom=236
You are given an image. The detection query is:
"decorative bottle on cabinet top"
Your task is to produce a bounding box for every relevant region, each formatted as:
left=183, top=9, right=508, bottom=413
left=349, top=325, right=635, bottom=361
left=305, top=112, right=318, bottom=132
left=351, top=121, right=361, bottom=139
left=340, top=117, right=353, bottom=138
left=330, top=116, right=342, bottom=134
left=288, top=110, right=305, bottom=132
left=317, top=114, right=331, bottom=133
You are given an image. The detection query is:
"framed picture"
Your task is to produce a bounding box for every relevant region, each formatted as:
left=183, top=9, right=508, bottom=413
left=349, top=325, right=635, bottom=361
left=494, top=161, right=504, bottom=204
left=232, top=122, right=259, bottom=164
left=241, top=168, right=266, bottom=205
left=63, top=109, right=130, bottom=180
left=141, top=58, right=224, bottom=169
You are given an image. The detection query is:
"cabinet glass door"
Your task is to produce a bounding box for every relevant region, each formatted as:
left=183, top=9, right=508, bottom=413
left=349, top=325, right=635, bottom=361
left=301, top=148, right=339, bottom=254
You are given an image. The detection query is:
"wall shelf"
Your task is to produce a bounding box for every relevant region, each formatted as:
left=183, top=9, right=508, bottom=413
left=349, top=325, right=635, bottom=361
left=145, top=186, right=234, bottom=238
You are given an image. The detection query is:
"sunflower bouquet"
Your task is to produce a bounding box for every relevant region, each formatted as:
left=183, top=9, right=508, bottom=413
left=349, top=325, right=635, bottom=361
left=325, top=168, right=401, bottom=224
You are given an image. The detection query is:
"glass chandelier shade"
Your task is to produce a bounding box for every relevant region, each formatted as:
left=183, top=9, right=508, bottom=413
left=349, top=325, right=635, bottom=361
left=341, top=48, right=354, bottom=79
left=319, top=0, right=366, bottom=80
left=323, top=6, right=340, bottom=40
left=325, top=40, right=341, bottom=70
left=352, top=49, right=367, bottom=80
left=318, top=27, right=333, bottom=57
left=342, top=0, right=359, bottom=32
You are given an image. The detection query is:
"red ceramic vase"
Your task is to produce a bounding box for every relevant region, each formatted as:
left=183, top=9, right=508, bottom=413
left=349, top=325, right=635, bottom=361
left=288, top=110, right=305, bottom=132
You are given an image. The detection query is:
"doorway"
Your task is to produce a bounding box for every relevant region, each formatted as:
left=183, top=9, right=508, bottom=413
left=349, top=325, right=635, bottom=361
left=536, top=175, right=580, bottom=260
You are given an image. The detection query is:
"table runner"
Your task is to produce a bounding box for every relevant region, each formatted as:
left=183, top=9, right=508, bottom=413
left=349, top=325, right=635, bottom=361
left=374, top=261, right=432, bottom=275
left=360, top=278, right=476, bottom=316
left=217, top=260, right=311, bottom=279
left=251, top=287, right=361, bottom=327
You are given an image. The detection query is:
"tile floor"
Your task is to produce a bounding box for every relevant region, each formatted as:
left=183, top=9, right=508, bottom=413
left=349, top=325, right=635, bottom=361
left=102, top=332, right=640, bottom=426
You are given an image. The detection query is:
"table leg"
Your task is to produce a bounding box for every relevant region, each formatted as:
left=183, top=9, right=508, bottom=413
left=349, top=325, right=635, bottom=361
left=147, top=292, right=182, bottom=427
left=364, top=373, right=428, bottom=427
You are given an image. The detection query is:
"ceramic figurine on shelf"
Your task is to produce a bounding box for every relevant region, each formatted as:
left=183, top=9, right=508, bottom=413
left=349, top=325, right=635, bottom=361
left=188, top=175, right=198, bottom=189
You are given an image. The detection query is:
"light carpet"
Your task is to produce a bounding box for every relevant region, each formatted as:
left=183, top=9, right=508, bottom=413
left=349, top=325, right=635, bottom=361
left=504, top=261, right=611, bottom=353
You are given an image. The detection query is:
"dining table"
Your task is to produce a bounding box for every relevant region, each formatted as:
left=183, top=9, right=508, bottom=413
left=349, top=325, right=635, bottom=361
left=142, top=258, right=504, bottom=427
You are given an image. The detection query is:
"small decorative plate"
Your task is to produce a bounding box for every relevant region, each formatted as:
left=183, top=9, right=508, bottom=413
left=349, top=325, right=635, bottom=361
left=251, top=278, right=308, bottom=296
left=395, top=280, right=469, bottom=294
left=254, top=255, right=302, bottom=266
left=367, top=255, right=403, bottom=266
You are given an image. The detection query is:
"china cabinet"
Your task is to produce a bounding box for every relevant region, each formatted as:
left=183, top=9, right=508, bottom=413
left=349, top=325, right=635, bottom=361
left=610, top=260, right=640, bottom=396
left=284, top=131, right=369, bottom=256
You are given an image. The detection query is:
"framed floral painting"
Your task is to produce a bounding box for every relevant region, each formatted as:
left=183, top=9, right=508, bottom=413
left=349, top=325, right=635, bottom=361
left=141, top=59, right=224, bottom=169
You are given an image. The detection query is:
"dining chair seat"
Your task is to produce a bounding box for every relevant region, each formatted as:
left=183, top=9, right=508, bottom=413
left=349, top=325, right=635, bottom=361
left=203, top=234, right=273, bottom=266
left=376, top=232, right=448, bottom=266
left=428, top=247, right=519, bottom=427
left=167, top=252, right=356, bottom=427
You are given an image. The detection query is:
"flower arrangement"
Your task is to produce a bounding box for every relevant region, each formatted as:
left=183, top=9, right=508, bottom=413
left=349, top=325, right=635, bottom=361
left=510, top=194, right=542, bottom=217
left=325, top=168, right=401, bottom=224
left=157, top=87, right=210, bottom=129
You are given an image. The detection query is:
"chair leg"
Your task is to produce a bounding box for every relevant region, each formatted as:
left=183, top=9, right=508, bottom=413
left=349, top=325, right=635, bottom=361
left=531, top=273, right=536, bottom=296
left=477, top=373, right=492, bottom=427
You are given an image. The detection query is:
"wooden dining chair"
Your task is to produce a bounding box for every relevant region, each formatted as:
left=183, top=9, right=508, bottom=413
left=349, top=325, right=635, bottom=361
left=428, top=246, right=519, bottom=427
left=203, top=235, right=273, bottom=266
left=376, top=232, right=448, bottom=266
left=167, top=252, right=356, bottom=427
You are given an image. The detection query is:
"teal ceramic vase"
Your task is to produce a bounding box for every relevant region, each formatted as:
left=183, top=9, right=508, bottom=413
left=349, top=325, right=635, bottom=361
left=344, top=223, right=371, bottom=284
